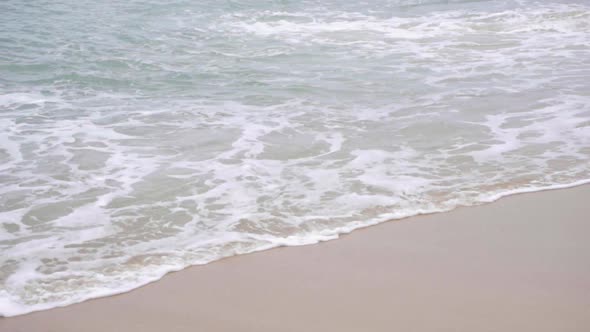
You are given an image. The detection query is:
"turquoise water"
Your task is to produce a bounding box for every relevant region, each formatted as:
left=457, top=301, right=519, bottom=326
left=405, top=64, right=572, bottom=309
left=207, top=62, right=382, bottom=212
left=1, top=0, right=589, bottom=316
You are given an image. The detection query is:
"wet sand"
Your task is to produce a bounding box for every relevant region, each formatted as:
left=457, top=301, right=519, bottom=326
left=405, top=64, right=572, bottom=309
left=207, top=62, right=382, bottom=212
left=2, top=185, right=590, bottom=332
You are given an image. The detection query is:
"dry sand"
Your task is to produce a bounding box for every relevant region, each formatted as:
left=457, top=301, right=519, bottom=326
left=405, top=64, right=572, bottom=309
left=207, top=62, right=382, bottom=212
left=2, top=185, right=590, bottom=332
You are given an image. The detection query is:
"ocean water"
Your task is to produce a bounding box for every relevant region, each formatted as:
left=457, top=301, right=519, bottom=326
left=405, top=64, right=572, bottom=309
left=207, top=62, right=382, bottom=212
left=1, top=0, right=589, bottom=316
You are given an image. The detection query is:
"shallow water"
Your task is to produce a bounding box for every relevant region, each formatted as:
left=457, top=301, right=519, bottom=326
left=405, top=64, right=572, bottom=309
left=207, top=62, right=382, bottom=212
left=1, top=0, right=589, bottom=316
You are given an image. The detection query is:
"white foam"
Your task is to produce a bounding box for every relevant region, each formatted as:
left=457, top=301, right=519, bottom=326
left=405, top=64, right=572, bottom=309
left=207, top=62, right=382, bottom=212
left=1, top=0, right=590, bottom=318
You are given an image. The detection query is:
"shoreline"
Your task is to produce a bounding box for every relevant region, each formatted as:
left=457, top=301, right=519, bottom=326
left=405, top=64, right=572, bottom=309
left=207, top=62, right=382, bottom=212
left=3, top=180, right=590, bottom=318
left=2, top=184, right=590, bottom=331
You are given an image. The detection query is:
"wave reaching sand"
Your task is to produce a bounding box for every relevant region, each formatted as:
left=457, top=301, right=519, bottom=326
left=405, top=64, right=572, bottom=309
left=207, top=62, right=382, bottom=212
left=1, top=0, right=589, bottom=315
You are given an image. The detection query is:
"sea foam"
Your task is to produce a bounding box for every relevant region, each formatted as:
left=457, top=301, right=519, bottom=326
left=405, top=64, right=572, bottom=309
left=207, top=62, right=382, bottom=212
left=1, top=0, right=589, bottom=317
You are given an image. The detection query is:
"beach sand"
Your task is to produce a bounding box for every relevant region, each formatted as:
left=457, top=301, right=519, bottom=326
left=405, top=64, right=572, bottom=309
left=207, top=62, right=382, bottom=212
left=2, top=185, right=589, bottom=332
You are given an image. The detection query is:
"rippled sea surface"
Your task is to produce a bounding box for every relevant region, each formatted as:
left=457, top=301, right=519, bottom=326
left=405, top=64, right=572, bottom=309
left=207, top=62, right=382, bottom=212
left=1, top=0, right=589, bottom=316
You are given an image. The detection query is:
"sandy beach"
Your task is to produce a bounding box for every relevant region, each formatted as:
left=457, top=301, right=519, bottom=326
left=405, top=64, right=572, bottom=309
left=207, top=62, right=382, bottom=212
left=2, top=185, right=590, bottom=332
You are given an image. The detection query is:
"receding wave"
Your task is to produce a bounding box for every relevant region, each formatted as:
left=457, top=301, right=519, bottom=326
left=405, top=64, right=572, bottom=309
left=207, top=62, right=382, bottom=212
left=1, top=0, right=589, bottom=317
